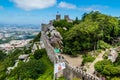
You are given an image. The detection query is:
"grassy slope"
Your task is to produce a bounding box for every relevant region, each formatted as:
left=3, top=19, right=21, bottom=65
left=37, top=53, right=54, bottom=80
left=37, top=52, right=65, bottom=80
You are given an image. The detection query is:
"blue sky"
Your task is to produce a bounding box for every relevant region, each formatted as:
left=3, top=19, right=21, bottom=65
left=0, top=0, right=120, bottom=24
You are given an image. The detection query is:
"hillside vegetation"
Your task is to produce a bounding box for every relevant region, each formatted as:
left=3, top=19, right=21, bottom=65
left=53, top=11, right=120, bottom=56
left=0, top=32, right=53, bottom=80
left=0, top=32, right=66, bottom=80
left=53, top=11, right=120, bottom=80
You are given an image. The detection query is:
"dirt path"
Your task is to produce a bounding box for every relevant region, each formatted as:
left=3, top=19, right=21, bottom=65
left=62, top=54, right=83, bottom=67
left=86, top=51, right=105, bottom=74
left=61, top=50, right=105, bottom=74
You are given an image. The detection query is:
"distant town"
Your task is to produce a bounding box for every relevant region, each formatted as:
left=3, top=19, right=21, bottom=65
left=0, top=24, right=40, bottom=51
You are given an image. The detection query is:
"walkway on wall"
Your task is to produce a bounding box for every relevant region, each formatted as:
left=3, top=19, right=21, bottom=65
left=87, top=51, right=105, bottom=74
left=62, top=54, right=83, bottom=67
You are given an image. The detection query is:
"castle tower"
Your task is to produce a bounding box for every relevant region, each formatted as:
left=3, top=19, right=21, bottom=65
left=56, top=11, right=61, bottom=21
left=64, top=15, right=70, bottom=21
left=56, top=15, right=61, bottom=21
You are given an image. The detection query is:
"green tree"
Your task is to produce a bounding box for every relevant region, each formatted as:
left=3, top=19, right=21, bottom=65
left=33, top=32, right=41, bottom=42
left=0, top=50, right=6, bottom=61
left=63, top=21, right=99, bottom=55
left=97, top=40, right=111, bottom=50
left=53, top=20, right=73, bottom=29
left=73, top=17, right=80, bottom=24
left=34, top=49, right=46, bottom=60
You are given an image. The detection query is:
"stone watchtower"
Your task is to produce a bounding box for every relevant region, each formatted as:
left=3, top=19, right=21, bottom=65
left=64, top=15, right=70, bottom=21
left=56, top=14, right=61, bottom=21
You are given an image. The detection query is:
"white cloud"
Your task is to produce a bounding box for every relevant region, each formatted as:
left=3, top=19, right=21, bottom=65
left=58, top=1, right=76, bottom=9
left=79, top=5, right=109, bottom=12
left=11, top=0, right=56, bottom=11
left=0, top=6, right=4, bottom=10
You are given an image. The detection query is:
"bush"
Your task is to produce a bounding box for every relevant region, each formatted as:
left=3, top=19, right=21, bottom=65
left=97, top=40, right=111, bottom=50
left=103, top=51, right=109, bottom=59
left=82, top=54, right=95, bottom=64
left=95, top=60, right=120, bottom=77
left=34, top=49, right=46, bottom=60
left=73, top=78, right=81, bottom=80
left=11, top=60, right=46, bottom=79
left=96, top=49, right=102, bottom=53
left=94, top=60, right=112, bottom=73
left=0, top=50, right=6, bottom=61
left=33, top=32, right=41, bottom=42
left=111, top=77, right=120, bottom=80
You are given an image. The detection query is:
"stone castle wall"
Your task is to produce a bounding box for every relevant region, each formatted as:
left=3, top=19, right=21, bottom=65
left=41, top=33, right=55, bottom=63
left=41, top=25, right=99, bottom=80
